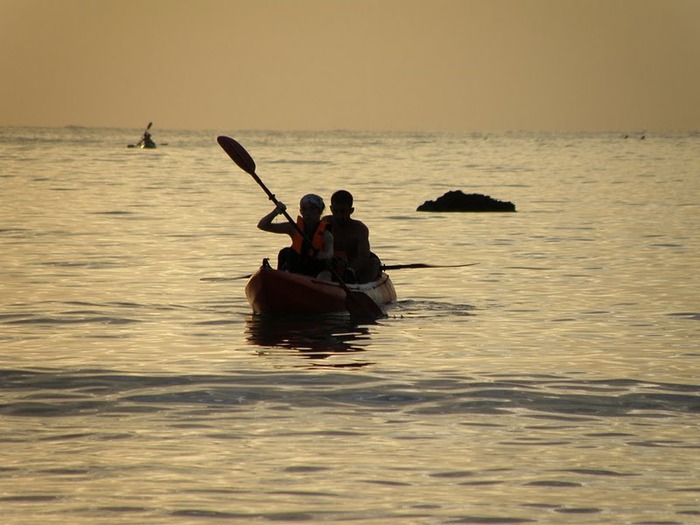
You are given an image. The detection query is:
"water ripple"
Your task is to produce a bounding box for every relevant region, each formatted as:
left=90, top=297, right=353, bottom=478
left=0, top=369, right=697, bottom=418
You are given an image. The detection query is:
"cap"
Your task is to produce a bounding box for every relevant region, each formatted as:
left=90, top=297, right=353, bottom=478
left=300, top=193, right=325, bottom=211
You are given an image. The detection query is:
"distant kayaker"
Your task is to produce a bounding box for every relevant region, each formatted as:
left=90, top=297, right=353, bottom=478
left=324, top=190, right=382, bottom=284
left=138, top=130, right=156, bottom=149
left=257, top=193, right=334, bottom=279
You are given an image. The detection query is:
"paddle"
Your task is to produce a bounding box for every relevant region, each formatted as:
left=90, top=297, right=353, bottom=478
left=217, top=135, right=385, bottom=320
left=382, top=262, right=479, bottom=270
left=204, top=262, right=479, bottom=282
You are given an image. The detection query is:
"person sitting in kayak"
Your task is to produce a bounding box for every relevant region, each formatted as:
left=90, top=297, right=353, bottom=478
left=138, top=130, right=156, bottom=148
left=324, top=190, right=382, bottom=284
left=257, top=193, right=333, bottom=279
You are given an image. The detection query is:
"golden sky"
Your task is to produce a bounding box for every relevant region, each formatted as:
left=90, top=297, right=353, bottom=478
left=2, top=0, right=699, bottom=132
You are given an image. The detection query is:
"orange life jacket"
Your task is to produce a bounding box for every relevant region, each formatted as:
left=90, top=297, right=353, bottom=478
left=291, top=217, right=329, bottom=258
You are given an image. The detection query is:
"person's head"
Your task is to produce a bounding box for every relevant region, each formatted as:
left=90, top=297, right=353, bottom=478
left=330, top=190, right=354, bottom=224
left=299, top=194, right=325, bottom=222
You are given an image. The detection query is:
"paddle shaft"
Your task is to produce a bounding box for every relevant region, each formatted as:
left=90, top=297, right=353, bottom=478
left=246, top=171, right=306, bottom=239
left=222, top=262, right=477, bottom=280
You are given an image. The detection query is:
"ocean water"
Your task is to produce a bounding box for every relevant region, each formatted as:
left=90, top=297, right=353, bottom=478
left=0, top=126, right=698, bottom=524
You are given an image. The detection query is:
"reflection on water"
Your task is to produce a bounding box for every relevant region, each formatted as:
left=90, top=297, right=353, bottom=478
left=389, top=298, right=476, bottom=318
left=244, top=314, right=374, bottom=365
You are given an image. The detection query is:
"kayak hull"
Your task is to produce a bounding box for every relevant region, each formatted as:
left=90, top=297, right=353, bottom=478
left=245, top=262, right=396, bottom=316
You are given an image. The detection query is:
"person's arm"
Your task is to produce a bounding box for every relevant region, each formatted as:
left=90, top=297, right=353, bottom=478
left=258, top=202, right=293, bottom=235
left=317, top=230, right=334, bottom=260
left=350, top=222, right=371, bottom=267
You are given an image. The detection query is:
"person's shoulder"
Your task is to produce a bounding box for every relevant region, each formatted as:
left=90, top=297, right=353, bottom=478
left=351, top=218, right=369, bottom=231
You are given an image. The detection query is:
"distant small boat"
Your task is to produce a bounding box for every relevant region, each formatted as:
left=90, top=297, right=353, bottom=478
left=245, top=259, right=396, bottom=316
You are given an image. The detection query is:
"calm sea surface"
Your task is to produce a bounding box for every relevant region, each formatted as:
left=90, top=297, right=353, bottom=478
left=1, top=127, right=698, bottom=524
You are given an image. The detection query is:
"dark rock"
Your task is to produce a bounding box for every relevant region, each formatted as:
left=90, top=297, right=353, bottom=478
left=417, top=190, right=516, bottom=212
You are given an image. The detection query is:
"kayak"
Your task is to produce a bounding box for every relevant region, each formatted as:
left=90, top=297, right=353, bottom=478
left=245, top=261, right=396, bottom=316
left=245, top=259, right=396, bottom=316
left=127, top=140, right=157, bottom=149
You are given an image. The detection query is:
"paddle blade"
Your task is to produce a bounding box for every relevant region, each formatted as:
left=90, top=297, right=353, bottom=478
left=345, top=291, right=385, bottom=320
left=382, top=262, right=479, bottom=270
left=218, top=136, right=257, bottom=176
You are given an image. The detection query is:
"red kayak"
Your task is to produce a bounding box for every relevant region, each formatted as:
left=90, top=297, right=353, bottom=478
left=245, top=260, right=397, bottom=316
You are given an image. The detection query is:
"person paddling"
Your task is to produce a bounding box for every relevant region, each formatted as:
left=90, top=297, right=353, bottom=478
left=138, top=130, right=156, bottom=148
left=257, top=193, right=333, bottom=279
